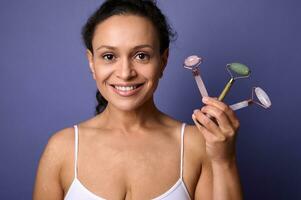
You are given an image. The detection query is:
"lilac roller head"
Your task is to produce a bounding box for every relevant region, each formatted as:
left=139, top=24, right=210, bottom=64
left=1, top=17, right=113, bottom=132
left=184, top=55, right=203, bottom=70
left=184, top=55, right=208, bottom=97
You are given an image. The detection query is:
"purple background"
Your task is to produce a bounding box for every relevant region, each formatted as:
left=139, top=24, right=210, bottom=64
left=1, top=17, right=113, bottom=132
left=0, top=0, right=300, bottom=199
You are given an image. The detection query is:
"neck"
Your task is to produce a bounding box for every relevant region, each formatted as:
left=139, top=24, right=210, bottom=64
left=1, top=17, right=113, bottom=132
left=99, top=97, right=163, bottom=132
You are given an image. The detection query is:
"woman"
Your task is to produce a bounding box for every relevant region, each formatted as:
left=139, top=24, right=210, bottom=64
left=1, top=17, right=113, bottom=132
left=33, top=0, right=242, bottom=199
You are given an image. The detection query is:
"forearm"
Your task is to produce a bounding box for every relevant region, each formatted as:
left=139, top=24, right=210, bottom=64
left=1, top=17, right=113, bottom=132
left=211, top=159, right=243, bottom=200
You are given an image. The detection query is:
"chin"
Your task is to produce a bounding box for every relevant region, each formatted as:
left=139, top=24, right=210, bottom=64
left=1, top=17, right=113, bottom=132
left=107, top=95, right=153, bottom=112
left=109, top=102, right=143, bottom=112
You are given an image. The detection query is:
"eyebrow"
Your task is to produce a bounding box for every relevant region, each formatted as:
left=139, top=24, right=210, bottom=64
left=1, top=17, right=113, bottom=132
left=95, top=44, right=154, bottom=51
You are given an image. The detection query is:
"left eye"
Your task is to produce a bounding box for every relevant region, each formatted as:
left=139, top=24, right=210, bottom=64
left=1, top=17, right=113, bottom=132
left=135, top=53, right=150, bottom=61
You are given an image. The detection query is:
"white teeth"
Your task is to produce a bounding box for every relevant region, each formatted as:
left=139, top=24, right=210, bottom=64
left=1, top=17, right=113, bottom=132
left=115, top=85, right=137, bottom=91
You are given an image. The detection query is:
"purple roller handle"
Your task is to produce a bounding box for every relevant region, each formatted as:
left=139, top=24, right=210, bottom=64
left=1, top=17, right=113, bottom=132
left=192, top=69, right=209, bottom=97
left=184, top=55, right=209, bottom=98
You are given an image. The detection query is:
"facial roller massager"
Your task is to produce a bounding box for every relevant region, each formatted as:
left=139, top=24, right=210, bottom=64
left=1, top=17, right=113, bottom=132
left=230, top=87, right=272, bottom=111
left=184, top=55, right=209, bottom=98
left=218, top=63, right=251, bottom=101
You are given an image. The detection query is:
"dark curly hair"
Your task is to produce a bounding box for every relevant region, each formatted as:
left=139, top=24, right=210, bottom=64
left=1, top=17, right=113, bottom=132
left=81, top=0, right=177, bottom=115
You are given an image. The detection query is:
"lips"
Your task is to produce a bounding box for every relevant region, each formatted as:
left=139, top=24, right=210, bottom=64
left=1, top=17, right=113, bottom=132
left=109, top=83, right=144, bottom=97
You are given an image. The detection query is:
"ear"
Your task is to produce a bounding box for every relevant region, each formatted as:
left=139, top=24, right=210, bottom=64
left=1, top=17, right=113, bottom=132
left=86, top=50, right=96, bottom=80
left=160, top=48, right=169, bottom=78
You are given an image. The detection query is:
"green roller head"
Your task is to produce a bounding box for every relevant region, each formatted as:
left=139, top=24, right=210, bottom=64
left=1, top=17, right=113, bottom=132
left=228, top=63, right=250, bottom=76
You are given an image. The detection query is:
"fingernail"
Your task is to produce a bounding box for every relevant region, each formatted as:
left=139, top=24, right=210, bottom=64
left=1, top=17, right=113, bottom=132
left=202, top=97, right=208, bottom=103
left=193, top=109, right=199, bottom=114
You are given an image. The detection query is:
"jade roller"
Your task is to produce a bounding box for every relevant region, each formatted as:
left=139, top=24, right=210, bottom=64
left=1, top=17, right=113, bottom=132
left=184, top=55, right=209, bottom=98
left=230, top=87, right=272, bottom=110
left=218, top=63, right=251, bottom=101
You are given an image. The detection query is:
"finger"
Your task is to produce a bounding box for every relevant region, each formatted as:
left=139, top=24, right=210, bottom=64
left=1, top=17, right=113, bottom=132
left=192, top=114, right=225, bottom=143
left=201, top=105, right=233, bottom=132
left=193, top=109, right=222, bottom=136
left=202, top=97, right=240, bottom=129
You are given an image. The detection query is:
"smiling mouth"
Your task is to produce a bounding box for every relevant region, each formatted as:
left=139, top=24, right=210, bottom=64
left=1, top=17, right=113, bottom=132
left=110, top=83, right=144, bottom=92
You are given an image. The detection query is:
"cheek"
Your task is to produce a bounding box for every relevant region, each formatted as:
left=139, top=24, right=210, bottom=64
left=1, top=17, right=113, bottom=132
left=94, top=70, right=111, bottom=99
left=93, top=67, right=114, bottom=96
left=94, top=66, right=113, bottom=82
left=142, top=61, right=162, bottom=80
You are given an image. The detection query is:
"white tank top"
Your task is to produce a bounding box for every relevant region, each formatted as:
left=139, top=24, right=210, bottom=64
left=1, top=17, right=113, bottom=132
left=64, top=123, right=191, bottom=200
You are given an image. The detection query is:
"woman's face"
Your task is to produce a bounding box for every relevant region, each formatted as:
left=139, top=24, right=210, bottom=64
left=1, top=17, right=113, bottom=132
left=87, top=15, right=168, bottom=111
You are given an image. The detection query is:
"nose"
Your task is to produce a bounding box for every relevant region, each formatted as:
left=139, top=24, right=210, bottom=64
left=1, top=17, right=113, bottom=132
left=116, top=57, right=137, bottom=80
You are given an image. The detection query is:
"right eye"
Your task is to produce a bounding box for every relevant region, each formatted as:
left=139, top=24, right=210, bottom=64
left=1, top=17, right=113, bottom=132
left=102, top=53, right=115, bottom=61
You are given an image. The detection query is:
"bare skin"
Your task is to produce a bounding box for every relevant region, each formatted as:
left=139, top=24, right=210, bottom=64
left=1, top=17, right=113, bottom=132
left=33, top=15, right=242, bottom=200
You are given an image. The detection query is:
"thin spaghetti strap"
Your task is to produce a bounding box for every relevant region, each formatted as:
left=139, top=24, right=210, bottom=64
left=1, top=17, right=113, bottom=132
left=73, top=125, right=79, bottom=178
left=180, top=123, right=186, bottom=180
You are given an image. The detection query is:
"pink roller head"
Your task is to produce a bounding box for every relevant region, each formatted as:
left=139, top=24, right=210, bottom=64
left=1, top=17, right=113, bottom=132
left=183, top=55, right=209, bottom=97
left=184, top=55, right=203, bottom=69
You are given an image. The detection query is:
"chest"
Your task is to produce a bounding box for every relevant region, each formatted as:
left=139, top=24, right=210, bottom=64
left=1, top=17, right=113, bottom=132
left=77, top=134, right=180, bottom=184
left=61, top=131, right=201, bottom=199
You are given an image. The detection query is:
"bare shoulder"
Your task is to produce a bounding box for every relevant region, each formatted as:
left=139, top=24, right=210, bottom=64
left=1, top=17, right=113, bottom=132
left=184, top=124, right=207, bottom=159
left=161, top=114, right=206, bottom=158
left=36, top=126, right=75, bottom=177
left=44, top=127, right=75, bottom=160
left=33, top=126, right=75, bottom=199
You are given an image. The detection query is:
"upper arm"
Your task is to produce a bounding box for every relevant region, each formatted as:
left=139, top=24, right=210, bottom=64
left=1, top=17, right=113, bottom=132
left=187, top=125, right=213, bottom=200
left=194, top=154, right=213, bottom=200
left=33, top=128, right=72, bottom=200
